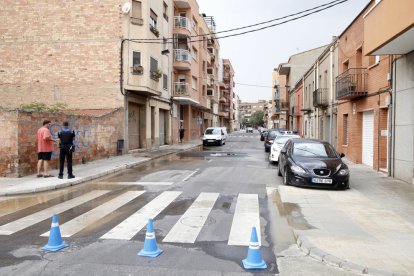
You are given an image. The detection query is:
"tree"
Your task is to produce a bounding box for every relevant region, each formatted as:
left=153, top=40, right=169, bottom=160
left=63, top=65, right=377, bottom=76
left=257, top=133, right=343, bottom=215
left=250, top=110, right=264, bottom=127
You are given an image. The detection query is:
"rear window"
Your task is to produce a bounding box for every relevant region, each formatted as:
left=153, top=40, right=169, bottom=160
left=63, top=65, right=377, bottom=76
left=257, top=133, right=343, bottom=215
left=293, top=142, right=337, bottom=158
left=268, top=130, right=281, bottom=139
left=205, top=128, right=220, bottom=135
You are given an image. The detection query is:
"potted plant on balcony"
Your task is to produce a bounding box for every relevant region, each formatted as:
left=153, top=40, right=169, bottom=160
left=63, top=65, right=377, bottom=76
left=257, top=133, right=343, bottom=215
left=150, top=25, right=160, bottom=37
left=151, top=68, right=162, bottom=80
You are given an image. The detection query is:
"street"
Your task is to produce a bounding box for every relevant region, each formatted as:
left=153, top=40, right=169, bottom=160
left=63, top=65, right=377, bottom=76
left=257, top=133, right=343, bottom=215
left=0, top=131, right=385, bottom=275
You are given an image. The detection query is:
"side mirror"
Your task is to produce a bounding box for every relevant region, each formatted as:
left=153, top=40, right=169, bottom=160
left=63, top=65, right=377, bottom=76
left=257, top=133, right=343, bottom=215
left=340, top=153, right=345, bottom=158
left=281, top=149, right=287, bottom=154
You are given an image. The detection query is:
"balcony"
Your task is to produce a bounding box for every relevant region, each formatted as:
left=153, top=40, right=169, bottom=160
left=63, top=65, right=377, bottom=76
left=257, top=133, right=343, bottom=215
left=336, top=68, right=368, bottom=100
left=174, top=0, right=191, bottom=9
left=219, top=97, right=227, bottom=103
left=173, top=49, right=191, bottom=70
left=274, top=100, right=289, bottom=113
left=313, top=88, right=329, bottom=108
left=174, top=16, right=191, bottom=35
left=173, top=82, right=190, bottom=97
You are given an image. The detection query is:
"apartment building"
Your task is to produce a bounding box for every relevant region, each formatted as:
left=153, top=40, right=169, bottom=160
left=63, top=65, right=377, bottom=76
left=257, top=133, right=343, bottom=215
left=171, top=0, right=220, bottom=142
left=239, top=100, right=267, bottom=127
left=270, top=71, right=288, bottom=129
left=277, top=46, right=327, bottom=132
left=0, top=0, right=174, bottom=152
left=364, top=0, right=414, bottom=184
left=302, top=38, right=339, bottom=147
left=219, top=59, right=235, bottom=131
left=336, top=1, right=391, bottom=171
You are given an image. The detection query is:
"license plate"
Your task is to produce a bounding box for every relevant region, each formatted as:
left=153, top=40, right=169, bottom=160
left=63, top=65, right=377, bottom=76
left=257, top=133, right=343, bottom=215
left=208, top=140, right=214, bottom=142
left=312, top=178, right=332, bottom=184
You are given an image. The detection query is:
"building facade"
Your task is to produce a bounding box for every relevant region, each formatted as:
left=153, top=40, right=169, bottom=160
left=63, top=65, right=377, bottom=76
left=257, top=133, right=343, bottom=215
left=336, top=1, right=391, bottom=171
left=364, top=0, right=414, bottom=184
left=270, top=71, right=288, bottom=129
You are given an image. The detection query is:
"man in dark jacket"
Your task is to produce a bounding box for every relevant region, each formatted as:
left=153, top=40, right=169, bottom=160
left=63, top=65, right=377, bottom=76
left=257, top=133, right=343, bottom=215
left=58, top=121, right=76, bottom=179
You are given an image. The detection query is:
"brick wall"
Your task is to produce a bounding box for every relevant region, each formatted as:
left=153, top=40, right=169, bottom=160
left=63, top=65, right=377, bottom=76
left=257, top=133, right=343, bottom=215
left=0, top=0, right=123, bottom=109
left=0, top=110, right=19, bottom=176
left=0, top=109, right=124, bottom=177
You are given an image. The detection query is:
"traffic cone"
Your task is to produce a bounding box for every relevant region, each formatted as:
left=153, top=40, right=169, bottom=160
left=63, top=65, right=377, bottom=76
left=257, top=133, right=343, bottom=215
left=138, top=218, right=163, bottom=257
left=242, top=227, right=267, bottom=269
left=42, top=214, right=68, bottom=252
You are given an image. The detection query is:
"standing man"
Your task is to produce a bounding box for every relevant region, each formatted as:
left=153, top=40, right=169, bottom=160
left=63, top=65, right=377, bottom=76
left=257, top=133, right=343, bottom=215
left=37, top=120, right=54, bottom=177
left=58, top=121, right=76, bottom=179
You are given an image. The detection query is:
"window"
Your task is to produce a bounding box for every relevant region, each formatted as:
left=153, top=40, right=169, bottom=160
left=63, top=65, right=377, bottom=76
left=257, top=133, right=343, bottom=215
left=343, top=114, right=348, bottom=145
left=150, top=57, right=158, bottom=73
left=163, top=74, right=168, bottom=90
left=163, top=2, right=168, bottom=21
left=131, top=0, right=143, bottom=25
left=150, top=9, right=157, bottom=29
left=132, top=51, right=141, bottom=66
left=192, top=76, right=197, bottom=90
left=207, top=89, right=214, bottom=96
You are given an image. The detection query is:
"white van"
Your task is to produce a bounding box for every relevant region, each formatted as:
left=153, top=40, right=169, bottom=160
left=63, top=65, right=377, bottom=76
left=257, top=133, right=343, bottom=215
left=220, top=127, right=228, bottom=139
left=203, top=127, right=226, bottom=146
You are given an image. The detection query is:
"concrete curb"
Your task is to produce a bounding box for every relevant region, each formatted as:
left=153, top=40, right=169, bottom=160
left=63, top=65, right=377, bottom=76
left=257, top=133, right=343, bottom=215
left=294, top=231, right=397, bottom=276
left=0, top=144, right=201, bottom=196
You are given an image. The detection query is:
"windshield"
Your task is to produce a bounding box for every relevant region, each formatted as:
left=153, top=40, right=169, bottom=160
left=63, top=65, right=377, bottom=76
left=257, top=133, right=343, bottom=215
left=293, top=142, right=338, bottom=158
left=205, top=129, right=220, bottom=135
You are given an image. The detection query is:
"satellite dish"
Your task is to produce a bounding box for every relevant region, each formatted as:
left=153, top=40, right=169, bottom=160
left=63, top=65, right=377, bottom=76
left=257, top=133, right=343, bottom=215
left=122, top=2, right=131, bottom=14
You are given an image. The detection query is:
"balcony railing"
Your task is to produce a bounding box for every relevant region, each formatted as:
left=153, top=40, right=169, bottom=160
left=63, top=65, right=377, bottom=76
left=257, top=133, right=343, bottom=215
left=173, top=82, right=190, bottom=97
left=173, top=49, right=191, bottom=63
left=336, top=68, right=368, bottom=100
left=174, top=16, right=191, bottom=31
left=313, top=88, right=329, bottom=108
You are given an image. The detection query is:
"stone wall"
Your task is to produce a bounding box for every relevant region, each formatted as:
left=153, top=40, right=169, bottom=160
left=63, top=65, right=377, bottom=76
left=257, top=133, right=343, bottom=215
left=0, top=108, right=124, bottom=177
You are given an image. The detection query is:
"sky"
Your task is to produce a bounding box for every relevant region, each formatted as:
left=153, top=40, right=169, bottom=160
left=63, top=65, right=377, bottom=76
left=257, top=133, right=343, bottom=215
left=197, top=0, right=371, bottom=102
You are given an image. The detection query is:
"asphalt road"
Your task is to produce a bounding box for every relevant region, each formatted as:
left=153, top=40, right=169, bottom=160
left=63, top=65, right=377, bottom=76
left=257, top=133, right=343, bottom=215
left=0, top=131, right=359, bottom=275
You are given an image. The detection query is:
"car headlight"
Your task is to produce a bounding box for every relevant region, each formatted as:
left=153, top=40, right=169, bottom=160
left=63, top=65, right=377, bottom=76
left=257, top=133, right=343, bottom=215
left=291, top=164, right=306, bottom=174
left=338, top=169, right=349, bottom=175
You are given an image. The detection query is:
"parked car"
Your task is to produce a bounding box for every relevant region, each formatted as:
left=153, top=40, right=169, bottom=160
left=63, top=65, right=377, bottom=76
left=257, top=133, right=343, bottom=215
left=268, top=134, right=300, bottom=163
left=220, top=127, right=228, bottom=139
left=203, top=127, right=226, bottom=146
left=246, top=127, right=253, bottom=133
left=260, top=130, right=269, bottom=141
left=264, top=129, right=286, bottom=152
left=277, top=138, right=349, bottom=190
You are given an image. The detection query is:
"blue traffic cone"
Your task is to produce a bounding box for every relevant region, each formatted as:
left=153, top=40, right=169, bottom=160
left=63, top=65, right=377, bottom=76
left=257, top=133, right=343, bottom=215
left=42, top=214, right=68, bottom=252
left=242, top=227, right=267, bottom=269
left=138, top=218, right=163, bottom=257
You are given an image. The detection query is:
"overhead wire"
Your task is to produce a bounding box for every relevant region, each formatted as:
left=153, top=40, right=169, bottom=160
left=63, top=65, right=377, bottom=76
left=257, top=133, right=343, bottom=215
left=127, top=0, right=349, bottom=44
left=129, top=0, right=347, bottom=41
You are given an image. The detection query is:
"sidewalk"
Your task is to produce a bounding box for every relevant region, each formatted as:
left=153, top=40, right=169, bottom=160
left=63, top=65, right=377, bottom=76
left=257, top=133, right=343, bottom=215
left=0, top=140, right=202, bottom=196
left=278, top=161, right=414, bottom=276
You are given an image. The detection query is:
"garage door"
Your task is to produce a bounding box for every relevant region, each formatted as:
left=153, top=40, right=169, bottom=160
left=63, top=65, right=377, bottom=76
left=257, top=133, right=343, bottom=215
left=362, top=111, right=374, bottom=167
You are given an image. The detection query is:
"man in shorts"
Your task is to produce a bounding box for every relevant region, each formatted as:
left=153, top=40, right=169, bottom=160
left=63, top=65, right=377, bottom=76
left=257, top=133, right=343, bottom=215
left=37, top=120, right=55, bottom=177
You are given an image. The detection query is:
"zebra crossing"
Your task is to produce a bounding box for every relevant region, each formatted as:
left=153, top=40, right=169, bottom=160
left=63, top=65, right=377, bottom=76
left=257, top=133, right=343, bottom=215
left=0, top=190, right=263, bottom=246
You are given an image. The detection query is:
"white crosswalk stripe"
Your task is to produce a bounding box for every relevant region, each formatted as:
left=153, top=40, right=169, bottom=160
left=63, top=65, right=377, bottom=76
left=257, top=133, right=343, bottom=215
left=0, top=190, right=109, bottom=235
left=163, top=192, right=219, bottom=243
left=0, top=190, right=263, bottom=246
left=41, top=191, right=145, bottom=237
left=100, top=191, right=182, bottom=240
left=228, top=193, right=261, bottom=246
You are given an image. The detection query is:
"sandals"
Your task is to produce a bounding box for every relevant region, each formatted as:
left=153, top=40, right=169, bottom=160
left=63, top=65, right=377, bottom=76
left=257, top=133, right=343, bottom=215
left=43, top=175, right=54, bottom=178
left=36, top=174, right=43, bottom=178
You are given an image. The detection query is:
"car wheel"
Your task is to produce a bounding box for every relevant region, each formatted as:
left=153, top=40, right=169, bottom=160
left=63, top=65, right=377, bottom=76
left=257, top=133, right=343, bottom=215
left=268, top=154, right=273, bottom=164
left=277, top=162, right=282, bottom=176
left=283, top=167, right=290, bottom=185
